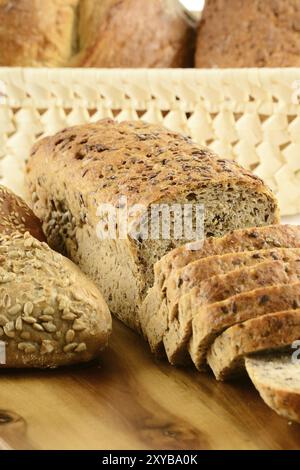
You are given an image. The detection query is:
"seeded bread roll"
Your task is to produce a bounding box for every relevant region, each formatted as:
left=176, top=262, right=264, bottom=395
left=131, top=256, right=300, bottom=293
left=0, top=185, right=111, bottom=368
left=246, top=354, right=300, bottom=424
left=0, top=0, right=195, bottom=68
left=196, top=0, right=300, bottom=68
left=0, top=231, right=111, bottom=368
left=142, top=226, right=298, bottom=355
left=208, top=310, right=300, bottom=381
left=25, top=119, right=279, bottom=332
left=0, top=185, right=46, bottom=242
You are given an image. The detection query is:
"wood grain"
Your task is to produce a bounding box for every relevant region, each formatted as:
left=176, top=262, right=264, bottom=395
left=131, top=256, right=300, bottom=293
left=0, top=319, right=299, bottom=450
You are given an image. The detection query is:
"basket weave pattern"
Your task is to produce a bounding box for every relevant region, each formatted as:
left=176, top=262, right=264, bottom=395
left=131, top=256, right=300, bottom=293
left=0, top=68, right=300, bottom=215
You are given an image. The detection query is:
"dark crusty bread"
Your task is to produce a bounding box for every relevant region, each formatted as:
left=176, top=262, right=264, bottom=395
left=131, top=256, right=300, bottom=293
left=0, top=0, right=195, bottom=68
left=196, top=0, right=300, bottom=68
left=142, top=226, right=300, bottom=355
left=0, top=185, right=111, bottom=368
left=246, top=354, right=300, bottom=424
left=25, top=119, right=279, bottom=331
left=208, top=310, right=300, bottom=381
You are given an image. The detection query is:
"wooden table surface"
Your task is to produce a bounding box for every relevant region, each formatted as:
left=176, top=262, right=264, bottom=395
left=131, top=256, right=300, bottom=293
left=0, top=319, right=299, bottom=450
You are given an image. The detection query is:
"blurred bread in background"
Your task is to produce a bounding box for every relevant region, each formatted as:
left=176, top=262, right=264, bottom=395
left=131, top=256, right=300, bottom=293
left=0, top=0, right=78, bottom=67
left=0, top=0, right=197, bottom=68
left=196, top=0, right=300, bottom=68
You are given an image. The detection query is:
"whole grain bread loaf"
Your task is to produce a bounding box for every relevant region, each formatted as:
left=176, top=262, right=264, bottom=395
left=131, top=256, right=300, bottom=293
left=142, top=226, right=300, bottom=355
left=0, top=185, right=112, bottom=368
left=246, top=354, right=300, bottom=424
left=0, top=0, right=195, bottom=68
left=208, top=310, right=300, bottom=381
left=196, top=0, right=300, bottom=68
left=25, top=120, right=279, bottom=331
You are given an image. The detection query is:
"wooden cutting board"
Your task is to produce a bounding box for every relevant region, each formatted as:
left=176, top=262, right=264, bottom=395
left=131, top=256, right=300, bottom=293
left=0, top=319, right=300, bottom=450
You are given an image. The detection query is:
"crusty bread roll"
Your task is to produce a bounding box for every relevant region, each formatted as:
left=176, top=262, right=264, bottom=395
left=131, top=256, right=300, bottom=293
left=0, top=0, right=195, bottom=68
left=196, top=0, right=300, bottom=68
left=0, top=186, right=112, bottom=368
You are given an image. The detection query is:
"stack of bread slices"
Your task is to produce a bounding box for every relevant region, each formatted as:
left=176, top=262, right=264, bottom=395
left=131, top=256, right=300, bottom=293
left=141, top=225, right=300, bottom=423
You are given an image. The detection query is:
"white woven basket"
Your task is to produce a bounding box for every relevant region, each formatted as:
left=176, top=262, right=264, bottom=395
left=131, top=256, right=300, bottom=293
left=0, top=68, right=300, bottom=215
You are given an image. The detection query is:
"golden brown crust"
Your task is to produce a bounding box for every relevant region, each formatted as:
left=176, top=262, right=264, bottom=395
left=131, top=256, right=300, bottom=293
left=0, top=0, right=79, bottom=67
left=196, top=0, right=300, bottom=68
left=0, top=185, right=46, bottom=242
left=26, top=119, right=275, bottom=212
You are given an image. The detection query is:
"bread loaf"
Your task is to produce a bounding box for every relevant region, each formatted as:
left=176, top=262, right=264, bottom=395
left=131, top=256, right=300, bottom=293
left=25, top=119, right=279, bottom=331
left=208, top=310, right=300, bottom=380
left=246, top=354, right=300, bottom=424
left=0, top=185, right=112, bottom=368
left=0, top=0, right=195, bottom=68
left=196, top=0, right=300, bottom=68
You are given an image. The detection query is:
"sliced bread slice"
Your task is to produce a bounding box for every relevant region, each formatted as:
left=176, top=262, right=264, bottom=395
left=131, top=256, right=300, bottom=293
left=165, top=259, right=300, bottom=365
left=166, top=249, right=300, bottom=321
left=208, top=310, right=300, bottom=381
left=185, top=282, right=300, bottom=370
left=142, top=226, right=300, bottom=353
left=141, top=248, right=300, bottom=352
left=154, top=225, right=300, bottom=292
left=245, top=354, right=300, bottom=424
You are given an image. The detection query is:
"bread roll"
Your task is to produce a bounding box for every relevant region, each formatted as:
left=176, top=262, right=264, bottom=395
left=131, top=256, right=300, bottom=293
left=0, top=185, right=112, bottom=368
